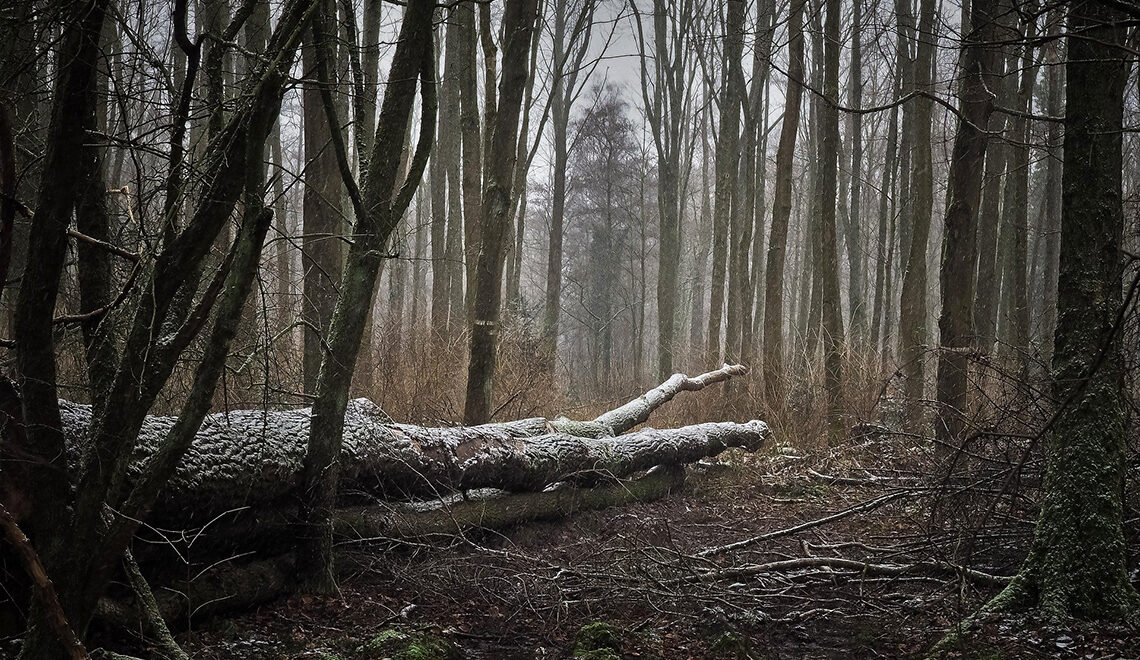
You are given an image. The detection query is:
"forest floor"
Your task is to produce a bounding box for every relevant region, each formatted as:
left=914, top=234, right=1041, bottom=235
left=174, top=432, right=1140, bottom=660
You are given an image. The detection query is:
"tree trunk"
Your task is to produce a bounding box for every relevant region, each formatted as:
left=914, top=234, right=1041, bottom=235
left=932, top=0, right=1001, bottom=451
left=982, top=0, right=1139, bottom=620
left=463, top=0, right=540, bottom=424
left=707, top=0, right=744, bottom=367
left=844, top=0, right=865, bottom=349
left=297, top=1, right=436, bottom=592
left=816, top=0, right=846, bottom=437
left=457, top=0, right=483, bottom=321
left=301, top=0, right=345, bottom=394
left=972, top=46, right=1013, bottom=356
left=36, top=366, right=755, bottom=526
left=869, top=58, right=902, bottom=357
left=1038, top=14, right=1063, bottom=363
left=762, top=0, right=805, bottom=397
left=896, top=0, right=936, bottom=416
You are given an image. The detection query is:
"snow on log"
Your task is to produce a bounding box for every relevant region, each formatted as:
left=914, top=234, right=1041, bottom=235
left=572, top=363, right=749, bottom=437
left=56, top=399, right=767, bottom=524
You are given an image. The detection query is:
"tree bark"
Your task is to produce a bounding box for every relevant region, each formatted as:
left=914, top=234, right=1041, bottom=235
left=981, top=0, right=1140, bottom=621
left=463, top=0, right=540, bottom=425
left=761, top=0, right=805, bottom=398
left=932, top=0, right=1001, bottom=450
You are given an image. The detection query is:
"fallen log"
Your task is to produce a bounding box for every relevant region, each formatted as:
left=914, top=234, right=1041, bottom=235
left=50, top=366, right=761, bottom=524
left=101, top=466, right=687, bottom=625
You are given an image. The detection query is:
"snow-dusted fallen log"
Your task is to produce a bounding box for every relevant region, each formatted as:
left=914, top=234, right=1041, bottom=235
left=50, top=365, right=759, bottom=524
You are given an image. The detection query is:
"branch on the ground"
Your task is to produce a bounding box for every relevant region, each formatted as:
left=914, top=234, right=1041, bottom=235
left=696, top=490, right=911, bottom=557
left=672, top=556, right=1011, bottom=589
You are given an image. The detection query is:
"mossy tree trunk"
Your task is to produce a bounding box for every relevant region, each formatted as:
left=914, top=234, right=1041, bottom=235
left=982, top=0, right=1139, bottom=621
left=296, top=1, right=436, bottom=593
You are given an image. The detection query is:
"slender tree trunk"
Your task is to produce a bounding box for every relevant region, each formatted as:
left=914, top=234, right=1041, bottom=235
left=816, top=0, right=845, bottom=437
left=457, top=0, right=483, bottom=321
left=463, top=0, right=539, bottom=424
left=1038, top=15, right=1064, bottom=363
left=845, top=0, right=865, bottom=349
left=896, top=0, right=936, bottom=416
left=762, top=0, right=805, bottom=397
left=932, top=0, right=1001, bottom=451
left=1005, top=26, right=1037, bottom=375
left=973, top=47, right=1013, bottom=356
left=870, top=65, right=902, bottom=358
left=302, top=0, right=345, bottom=394
left=297, top=1, right=435, bottom=592
left=707, top=0, right=744, bottom=367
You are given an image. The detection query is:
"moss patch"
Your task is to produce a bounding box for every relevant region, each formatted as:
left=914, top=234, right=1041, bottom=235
left=708, top=631, right=751, bottom=658
left=357, top=628, right=460, bottom=660
left=573, top=622, right=623, bottom=658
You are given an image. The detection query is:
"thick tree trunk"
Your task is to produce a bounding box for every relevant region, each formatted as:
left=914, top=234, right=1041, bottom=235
left=50, top=401, right=765, bottom=527
left=981, top=0, right=1140, bottom=621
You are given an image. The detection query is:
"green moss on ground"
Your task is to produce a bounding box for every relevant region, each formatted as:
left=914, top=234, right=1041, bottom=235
left=356, top=628, right=460, bottom=660
left=707, top=631, right=752, bottom=658
left=572, top=622, right=623, bottom=658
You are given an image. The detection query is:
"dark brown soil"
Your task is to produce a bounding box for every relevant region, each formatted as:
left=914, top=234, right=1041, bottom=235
left=164, top=436, right=1139, bottom=660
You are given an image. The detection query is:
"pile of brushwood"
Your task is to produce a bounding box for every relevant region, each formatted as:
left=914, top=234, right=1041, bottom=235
left=3, top=364, right=767, bottom=633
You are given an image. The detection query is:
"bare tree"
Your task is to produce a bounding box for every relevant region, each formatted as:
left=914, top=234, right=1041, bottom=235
left=463, top=0, right=541, bottom=425
left=932, top=0, right=1002, bottom=449
left=297, top=1, right=436, bottom=592
left=762, top=0, right=806, bottom=397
